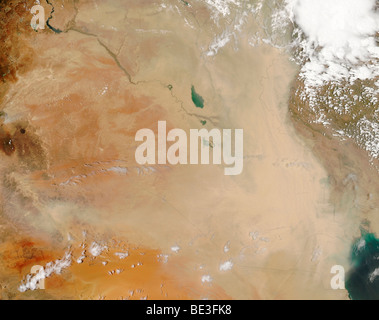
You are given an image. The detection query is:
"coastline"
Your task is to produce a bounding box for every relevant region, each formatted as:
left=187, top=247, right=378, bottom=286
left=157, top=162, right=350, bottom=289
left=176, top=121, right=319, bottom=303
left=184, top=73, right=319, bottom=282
left=0, top=0, right=377, bottom=300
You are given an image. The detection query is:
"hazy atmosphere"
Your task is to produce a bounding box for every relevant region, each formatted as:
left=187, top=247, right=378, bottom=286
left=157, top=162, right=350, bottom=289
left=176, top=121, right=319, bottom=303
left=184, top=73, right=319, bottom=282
left=0, top=0, right=378, bottom=300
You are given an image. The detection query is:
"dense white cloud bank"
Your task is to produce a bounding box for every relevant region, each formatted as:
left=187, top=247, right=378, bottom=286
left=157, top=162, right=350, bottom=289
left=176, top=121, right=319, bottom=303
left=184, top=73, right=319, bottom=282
left=287, top=0, right=379, bottom=86
left=292, top=0, right=378, bottom=59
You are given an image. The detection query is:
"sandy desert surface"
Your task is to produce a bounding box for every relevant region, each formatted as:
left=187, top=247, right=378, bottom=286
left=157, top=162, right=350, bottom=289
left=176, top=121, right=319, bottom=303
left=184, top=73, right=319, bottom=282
left=0, top=0, right=378, bottom=300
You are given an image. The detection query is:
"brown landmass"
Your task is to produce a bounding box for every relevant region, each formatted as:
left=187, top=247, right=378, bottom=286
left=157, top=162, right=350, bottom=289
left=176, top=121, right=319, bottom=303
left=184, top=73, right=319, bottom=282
left=0, top=0, right=376, bottom=300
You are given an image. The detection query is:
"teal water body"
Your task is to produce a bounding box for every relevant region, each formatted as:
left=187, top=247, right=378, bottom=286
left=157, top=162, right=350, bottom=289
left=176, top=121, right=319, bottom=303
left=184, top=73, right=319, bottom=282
left=346, top=231, right=379, bottom=300
left=46, top=0, right=63, bottom=34
left=191, top=86, right=204, bottom=109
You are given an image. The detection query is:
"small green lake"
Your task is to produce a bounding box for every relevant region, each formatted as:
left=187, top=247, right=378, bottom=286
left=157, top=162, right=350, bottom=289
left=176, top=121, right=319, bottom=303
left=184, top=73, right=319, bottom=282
left=191, top=86, right=204, bottom=109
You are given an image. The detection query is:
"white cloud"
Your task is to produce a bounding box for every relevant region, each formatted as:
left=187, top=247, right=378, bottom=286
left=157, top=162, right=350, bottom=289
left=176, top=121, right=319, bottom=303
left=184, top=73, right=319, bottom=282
left=89, top=242, right=107, bottom=257
left=293, top=0, right=378, bottom=57
left=19, top=251, right=72, bottom=292
left=201, top=275, right=213, bottom=283
left=115, top=251, right=129, bottom=259
left=171, top=245, right=181, bottom=253
left=219, top=260, right=233, bottom=271
left=287, top=0, right=379, bottom=86
left=204, top=0, right=241, bottom=18
left=207, top=30, right=232, bottom=57
left=369, top=268, right=379, bottom=282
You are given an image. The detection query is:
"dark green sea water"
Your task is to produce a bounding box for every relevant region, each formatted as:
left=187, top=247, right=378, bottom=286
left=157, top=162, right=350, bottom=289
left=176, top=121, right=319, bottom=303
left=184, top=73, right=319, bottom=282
left=346, top=231, right=379, bottom=300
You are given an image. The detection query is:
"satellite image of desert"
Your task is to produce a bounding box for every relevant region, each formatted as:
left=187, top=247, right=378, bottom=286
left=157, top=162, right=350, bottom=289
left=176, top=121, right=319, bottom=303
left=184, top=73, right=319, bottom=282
left=0, top=0, right=378, bottom=300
